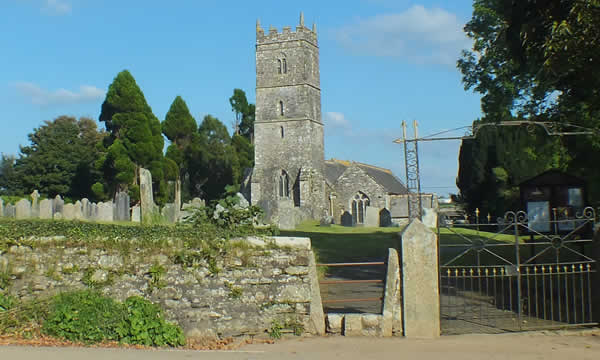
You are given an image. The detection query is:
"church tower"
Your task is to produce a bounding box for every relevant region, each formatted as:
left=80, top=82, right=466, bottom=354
left=251, top=13, right=326, bottom=228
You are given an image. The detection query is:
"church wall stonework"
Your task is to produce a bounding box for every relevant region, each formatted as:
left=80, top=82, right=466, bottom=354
left=327, top=165, right=389, bottom=225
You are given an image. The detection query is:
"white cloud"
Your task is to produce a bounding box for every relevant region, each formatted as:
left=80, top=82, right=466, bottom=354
left=14, top=82, right=105, bottom=106
left=334, top=5, right=471, bottom=65
left=324, top=111, right=351, bottom=130
left=45, top=0, right=71, bottom=15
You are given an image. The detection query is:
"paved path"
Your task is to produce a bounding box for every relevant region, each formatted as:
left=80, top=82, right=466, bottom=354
left=1, top=332, right=599, bottom=360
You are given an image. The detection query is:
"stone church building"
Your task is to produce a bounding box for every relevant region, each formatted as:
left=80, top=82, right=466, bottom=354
left=242, top=14, right=436, bottom=229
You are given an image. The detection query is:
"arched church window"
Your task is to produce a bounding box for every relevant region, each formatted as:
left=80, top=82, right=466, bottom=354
left=278, top=170, right=290, bottom=198
left=282, top=58, right=287, bottom=74
left=277, top=59, right=282, bottom=74
left=351, top=192, right=370, bottom=224
left=279, top=101, right=284, bottom=116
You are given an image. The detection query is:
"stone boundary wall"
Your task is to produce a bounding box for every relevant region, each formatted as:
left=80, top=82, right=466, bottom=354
left=0, top=236, right=324, bottom=339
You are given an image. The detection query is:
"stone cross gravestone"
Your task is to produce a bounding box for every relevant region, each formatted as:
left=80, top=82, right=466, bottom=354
left=30, top=190, right=40, bottom=218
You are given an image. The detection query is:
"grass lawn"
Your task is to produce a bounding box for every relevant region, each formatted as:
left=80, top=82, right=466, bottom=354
left=280, top=221, right=402, bottom=263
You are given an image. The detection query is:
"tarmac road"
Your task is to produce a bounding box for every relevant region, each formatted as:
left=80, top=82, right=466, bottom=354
left=0, top=332, right=599, bottom=360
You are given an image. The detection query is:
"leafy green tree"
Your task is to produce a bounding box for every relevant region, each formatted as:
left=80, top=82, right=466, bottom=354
left=229, top=89, right=255, bottom=141
left=8, top=116, right=105, bottom=200
left=97, top=70, right=166, bottom=204
left=187, top=115, right=238, bottom=201
left=457, top=0, right=600, bottom=210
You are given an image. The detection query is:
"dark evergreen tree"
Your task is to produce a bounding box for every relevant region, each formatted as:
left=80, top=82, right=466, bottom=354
left=96, top=70, right=166, bottom=204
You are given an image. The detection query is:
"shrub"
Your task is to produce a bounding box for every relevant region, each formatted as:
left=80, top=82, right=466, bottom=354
left=43, top=290, right=127, bottom=343
left=42, top=291, right=185, bottom=347
left=0, top=293, right=15, bottom=311
left=120, top=296, right=185, bottom=347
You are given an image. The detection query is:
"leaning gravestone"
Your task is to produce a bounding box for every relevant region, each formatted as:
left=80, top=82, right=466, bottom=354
left=30, top=190, right=40, bottom=218
left=39, top=199, right=53, bottom=219
left=53, top=195, right=64, bottom=218
left=114, top=191, right=130, bottom=221
left=139, top=168, right=157, bottom=223
left=15, top=199, right=32, bottom=219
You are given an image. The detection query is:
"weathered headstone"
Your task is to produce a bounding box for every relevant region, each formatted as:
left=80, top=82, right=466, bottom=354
left=379, top=208, right=392, bottom=227
left=39, top=199, right=53, bottom=219
left=62, top=204, right=75, bottom=220
left=140, top=167, right=156, bottom=223
left=161, top=203, right=176, bottom=223
left=5, top=204, right=16, bottom=218
left=191, top=197, right=205, bottom=208
left=30, top=190, right=40, bottom=218
left=114, top=191, right=130, bottom=221
left=364, top=206, right=379, bottom=227
left=0, top=198, right=3, bottom=218
left=97, top=202, right=113, bottom=222
left=319, top=215, right=333, bottom=227
left=53, top=195, right=64, bottom=217
left=81, top=198, right=91, bottom=219
left=400, top=219, right=440, bottom=338
left=131, top=205, right=141, bottom=222
left=15, top=199, right=32, bottom=219
left=341, top=211, right=353, bottom=227
left=90, top=203, right=99, bottom=221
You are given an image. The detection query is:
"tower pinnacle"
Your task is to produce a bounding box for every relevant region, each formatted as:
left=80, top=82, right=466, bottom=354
left=300, top=12, right=304, bottom=26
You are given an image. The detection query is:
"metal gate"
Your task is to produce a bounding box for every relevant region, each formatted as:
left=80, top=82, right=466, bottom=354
left=438, top=208, right=597, bottom=335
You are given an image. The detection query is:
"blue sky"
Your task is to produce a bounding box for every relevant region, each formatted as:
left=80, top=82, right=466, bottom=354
left=0, top=0, right=481, bottom=197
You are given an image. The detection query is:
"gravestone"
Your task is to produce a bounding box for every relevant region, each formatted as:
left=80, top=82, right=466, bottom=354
left=319, top=215, right=333, bottom=227
left=131, top=205, right=141, bottom=222
left=379, top=208, right=392, bottom=227
left=15, top=199, right=32, bottom=219
left=62, top=204, right=75, bottom=220
left=0, top=198, right=3, bottom=218
left=4, top=204, right=16, bottom=218
left=39, top=199, right=53, bottom=219
left=90, top=203, right=99, bottom=221
left=161, top=203, right=176, bottom=223
left=341, top=211, right=353, bottom=227
left=97, top=202, right=113, bottom=222
left=364, top=206, right=379, bottom=227
left=53, top=195, right=64, bottom=217
left=114, top=191, right=130, bottom=221
left=81, top=198, right=91, bottom=219
left=30, top=190, right=40, bottom=218
left=139, top=167, right=156, bottom=223
left=400, top=219, right=440, bottom=338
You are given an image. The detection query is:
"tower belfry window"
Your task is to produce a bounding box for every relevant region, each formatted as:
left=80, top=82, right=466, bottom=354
left=282, top=58, right=287, bottom=73
left=279, top=101, right=284, bottom=116
left=277, top=59, right=282, bottom=74
left=280, top=126, right=284, bottom=138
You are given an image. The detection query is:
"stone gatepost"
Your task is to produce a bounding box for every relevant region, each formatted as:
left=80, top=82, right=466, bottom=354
left=382, top=248, right=402, bottom=336
left=400, top=218, right=440, bottom=338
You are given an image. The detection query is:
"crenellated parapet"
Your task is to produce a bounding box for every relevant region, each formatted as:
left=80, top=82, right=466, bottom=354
left=256, top=12, right=318, bottom=46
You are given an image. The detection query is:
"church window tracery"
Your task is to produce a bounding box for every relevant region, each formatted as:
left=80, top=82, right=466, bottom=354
left=351, top=192, right=370, bottom=224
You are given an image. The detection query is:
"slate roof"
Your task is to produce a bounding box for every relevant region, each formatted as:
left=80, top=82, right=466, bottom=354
left=324, top=159, right=409, bottom=195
